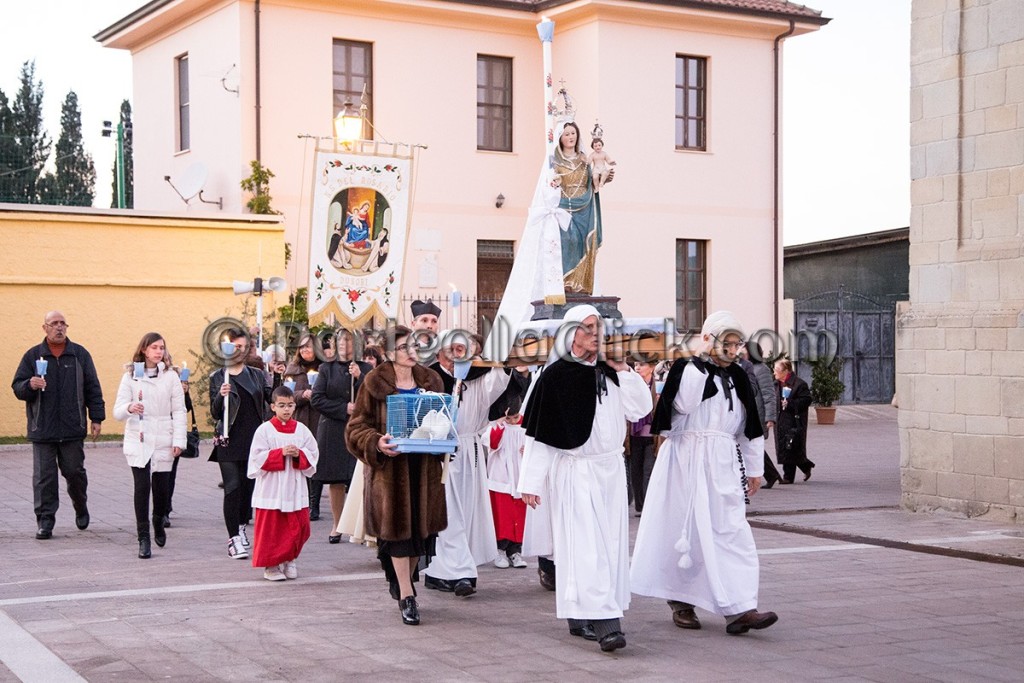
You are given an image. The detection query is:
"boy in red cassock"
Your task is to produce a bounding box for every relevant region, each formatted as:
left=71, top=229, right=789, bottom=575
left=248, top=386, right=319, bottom=581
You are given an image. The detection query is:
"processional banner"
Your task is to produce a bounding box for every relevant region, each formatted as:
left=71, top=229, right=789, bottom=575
left=308, top=149, right=412, bottom=328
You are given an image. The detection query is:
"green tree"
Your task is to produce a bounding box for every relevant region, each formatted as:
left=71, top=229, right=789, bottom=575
left=110, top=99, right=134, bottom=208
left=0, top=89, right=19, bottom=202
left=46, top=90, right=95, bottom=206
left=240, top=160, right=280, bottom=214
left=10, top=60, right=50, bottom=203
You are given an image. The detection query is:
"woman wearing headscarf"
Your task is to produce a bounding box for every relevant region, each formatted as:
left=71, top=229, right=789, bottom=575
left=631, top=311, right=778, bottom=636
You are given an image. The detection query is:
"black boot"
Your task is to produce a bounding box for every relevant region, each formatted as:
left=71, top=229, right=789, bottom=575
left=153, top=515, right=167, bottom=548
left=138, top=534, right=152, bottom=559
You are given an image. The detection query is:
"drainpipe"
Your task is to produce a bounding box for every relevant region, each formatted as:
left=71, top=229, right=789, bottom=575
left=255, top=0, right=262, bottom=162
left=773, top=19, right=795, bottom=335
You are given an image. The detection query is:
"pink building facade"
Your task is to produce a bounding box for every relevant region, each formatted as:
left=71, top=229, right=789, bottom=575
left=97, top=0, right=826, bottom=335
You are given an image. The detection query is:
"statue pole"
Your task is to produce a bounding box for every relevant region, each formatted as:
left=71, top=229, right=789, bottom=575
left=537, top=17, right=555, bottom=157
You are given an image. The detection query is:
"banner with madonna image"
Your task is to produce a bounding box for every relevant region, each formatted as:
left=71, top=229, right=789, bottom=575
left=308, top=149, right=413, bottom=328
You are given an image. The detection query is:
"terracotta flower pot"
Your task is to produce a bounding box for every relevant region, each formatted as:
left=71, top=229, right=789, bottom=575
left=814, top=406, right=837, bottom=425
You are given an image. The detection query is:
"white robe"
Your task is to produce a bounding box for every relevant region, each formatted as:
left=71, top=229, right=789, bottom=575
left=519, top=367, right=651, bottom=620
left=424, top=368, right=510, bottom=581
left=247, top=421, right=319, bottom=513
left=630, top=362, right=765, bottom=616
left=485, top=422, right=525, bottom=497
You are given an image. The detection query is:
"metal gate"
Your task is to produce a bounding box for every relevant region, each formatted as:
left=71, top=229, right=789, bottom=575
left=793, top=286, right=896, bottom=404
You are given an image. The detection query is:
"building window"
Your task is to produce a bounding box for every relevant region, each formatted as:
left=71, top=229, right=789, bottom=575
left=176, top=54, right=190, bottom=152
left=333, top=39, right=373, bottom=139
left=676, top=239, right=707, bottom=332
left=477, top=55, right=512, bottom=152
left=675, top=55, right=706, bottom=150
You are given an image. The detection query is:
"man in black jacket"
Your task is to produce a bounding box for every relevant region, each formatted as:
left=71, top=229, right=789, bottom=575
left=11, top=311, right=105, bottom=539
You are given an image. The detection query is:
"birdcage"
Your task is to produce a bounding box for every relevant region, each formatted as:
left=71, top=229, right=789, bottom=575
left=385, top=391, right=459, bottom=454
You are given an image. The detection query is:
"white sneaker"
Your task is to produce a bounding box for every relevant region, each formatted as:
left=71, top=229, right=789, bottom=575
left=263, top=565, right=286, bottom=581
left=238, top=525, right=250, bottom=548
left=494, top=554, right=510, bottom=569
left=228, top=535, right=249, bottom=559
left=509, top=552, right=528, bottom=569
left=283, top=561, right=297, bottom=579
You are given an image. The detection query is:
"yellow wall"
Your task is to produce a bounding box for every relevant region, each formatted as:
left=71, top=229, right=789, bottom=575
left=1, top=205, right=286, bottom=437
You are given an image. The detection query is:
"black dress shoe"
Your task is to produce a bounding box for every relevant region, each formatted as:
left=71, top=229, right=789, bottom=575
left=453, top=579, right=476, bottom=597
left=400, top=596, right=420, bottom=625
left=424, top=576, right=455, bottom=592
left=761, top=479, right=776, bottom=489
left=569, top=624, right=597, bottom=641
left=162, top=515, right=172, bottom=528
left=309, top=509, right=320, bottom=521
left=537, top=568, right=556, bottom=592
left=75, top=510, right=90, bottom=530
left=726, top=609, right=779, bottom=635
left=138, top=536, right=152, bottom=559
left=153, top=517, right=167, bottom=548
left=803, top=464, right=814, bottom=481
left=779, top=479, right=793, bottom=485
left=328, top=534, right=342, bottom=544
left=35, top=527, right=52, bottom=540
left=598, top=631, right=627, bottom=652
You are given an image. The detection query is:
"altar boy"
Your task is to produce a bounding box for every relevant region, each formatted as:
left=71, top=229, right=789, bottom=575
left=248, top=386, right=319, bottom=581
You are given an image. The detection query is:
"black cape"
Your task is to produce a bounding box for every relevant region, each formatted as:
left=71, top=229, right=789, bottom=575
left=651, top=357, right=763, bottom=441
left=522, top=358, right=621, bottom=450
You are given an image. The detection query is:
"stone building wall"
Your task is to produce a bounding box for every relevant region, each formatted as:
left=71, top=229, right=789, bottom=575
left=900, top=0, right=1024, bottom=520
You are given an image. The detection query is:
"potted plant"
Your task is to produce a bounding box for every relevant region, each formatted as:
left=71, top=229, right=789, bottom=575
left=809, top=356, right=845, bottom=425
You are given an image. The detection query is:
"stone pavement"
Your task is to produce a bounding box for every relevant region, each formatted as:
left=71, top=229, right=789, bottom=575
left=0, top=405, right=1022, bottom=682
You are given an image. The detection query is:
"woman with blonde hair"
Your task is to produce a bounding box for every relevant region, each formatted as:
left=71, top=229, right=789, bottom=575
left=114, top=332, right=186, bottom=559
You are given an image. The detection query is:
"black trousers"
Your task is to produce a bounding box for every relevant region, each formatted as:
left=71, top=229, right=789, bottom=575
left=131, top=463, right=171, bottom=537
left=763, top=453, right=782, bottom=483
left=782, top=457, right=814, bottom=482
left=167, top=455, right=180, bottom=513
left=627, top=436, right=656, bottom=513
left=33, top=440, right=88, bottom=529
left=218, top=460, right=254, bottom=537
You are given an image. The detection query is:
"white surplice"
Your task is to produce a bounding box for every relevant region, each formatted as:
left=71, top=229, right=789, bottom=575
left=630, top=362, right=765, bottom=616
left=247, top=420, right=319, bottom=513
left=424, top=368, right=510, bottom=581
left=519, top=367, right=651, bottom=620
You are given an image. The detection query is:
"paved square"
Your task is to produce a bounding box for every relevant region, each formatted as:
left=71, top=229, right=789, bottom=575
left=1, top=405, right=1022, bottom=681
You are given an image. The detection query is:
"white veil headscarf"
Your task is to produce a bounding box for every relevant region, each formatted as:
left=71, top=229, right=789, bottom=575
left=700, top=310, right=745, bottom=342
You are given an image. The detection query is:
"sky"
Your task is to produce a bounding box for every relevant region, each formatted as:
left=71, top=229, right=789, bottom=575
left=0, top=0, right=910, bottom=244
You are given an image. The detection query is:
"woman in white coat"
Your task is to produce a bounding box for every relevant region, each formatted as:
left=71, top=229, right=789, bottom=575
left=114, top=333, right=186, bottom=559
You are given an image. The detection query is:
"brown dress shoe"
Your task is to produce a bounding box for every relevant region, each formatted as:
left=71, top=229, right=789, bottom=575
left=726, top=609, right=778, bottom=635
left=672, top=608, right=701, bottom=630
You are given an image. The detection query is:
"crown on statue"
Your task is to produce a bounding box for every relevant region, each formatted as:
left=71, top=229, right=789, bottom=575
left=550, top=86, right=575, bottom=124
left=591, top=120, right=604, bottom=139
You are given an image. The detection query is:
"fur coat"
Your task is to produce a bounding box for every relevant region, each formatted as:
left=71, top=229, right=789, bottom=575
left=344, top=361, right=448, bottom=542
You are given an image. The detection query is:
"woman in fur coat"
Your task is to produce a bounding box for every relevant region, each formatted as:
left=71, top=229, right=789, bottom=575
left=345, top=326, right=447, bottom=626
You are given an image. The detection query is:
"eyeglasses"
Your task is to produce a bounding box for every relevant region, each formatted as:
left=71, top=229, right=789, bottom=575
left=45, top=321, right=69, bottom=329
left=712, top=334, right=745, bottom=351
left=395, top=343, right=412, bottom=353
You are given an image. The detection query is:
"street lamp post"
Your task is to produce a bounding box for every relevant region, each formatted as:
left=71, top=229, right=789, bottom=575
left=102, top=120, right=128, bottom=209
left=232, top=276, right=288, bottom=352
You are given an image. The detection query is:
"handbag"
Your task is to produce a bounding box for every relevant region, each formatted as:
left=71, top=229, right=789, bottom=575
left=781, top=415, right=802, bottom=452
left=180, top=408, right=201, bottom=459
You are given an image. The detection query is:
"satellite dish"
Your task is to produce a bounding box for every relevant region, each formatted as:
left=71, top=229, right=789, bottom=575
left=176, top=163, right=208, bottom=201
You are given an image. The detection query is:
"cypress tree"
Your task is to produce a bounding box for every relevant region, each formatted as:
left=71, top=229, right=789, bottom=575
left=0, top=90, right=19, bottom=202
left=51, top=90, right=95, bottom=206
left=10, top=60, right=50, bottom=203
